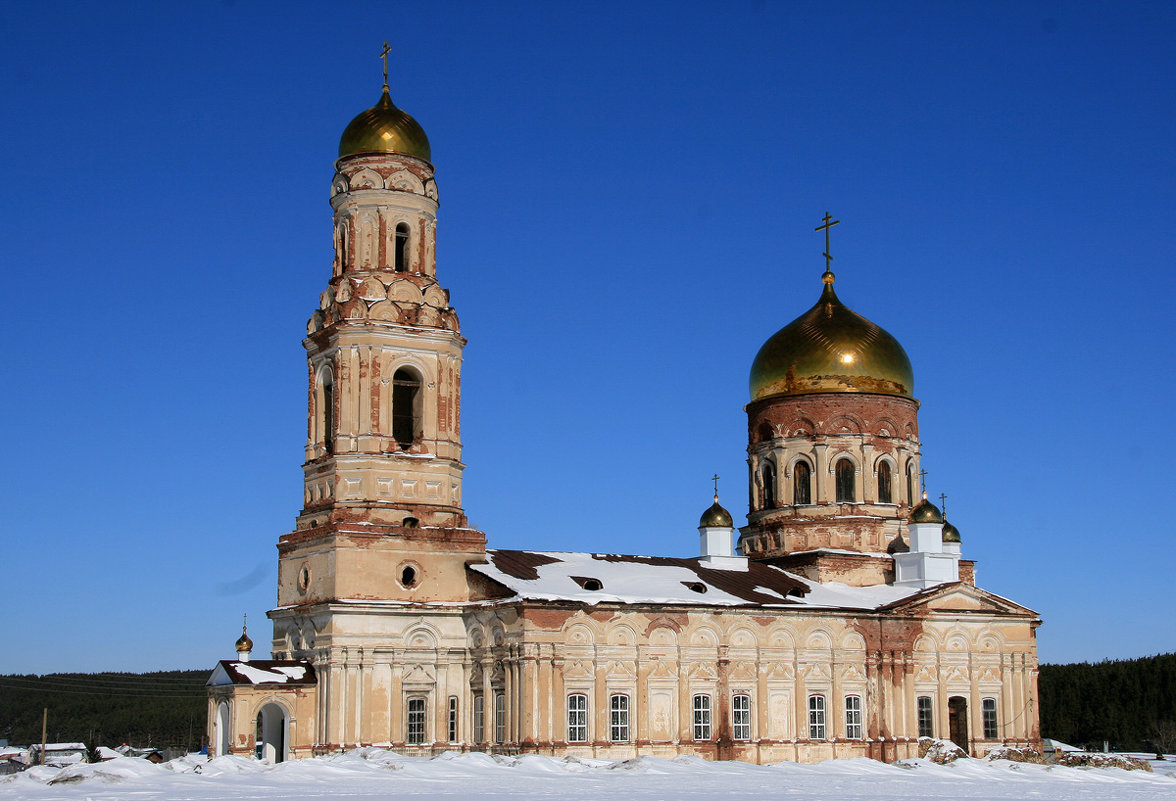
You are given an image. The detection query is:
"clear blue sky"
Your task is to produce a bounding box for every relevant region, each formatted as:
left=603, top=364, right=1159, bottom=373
left=3, top=1, right=1173, bottom=674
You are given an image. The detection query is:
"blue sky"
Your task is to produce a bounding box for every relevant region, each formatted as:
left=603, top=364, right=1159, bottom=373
left=3, top=1, right=1173, bottom=674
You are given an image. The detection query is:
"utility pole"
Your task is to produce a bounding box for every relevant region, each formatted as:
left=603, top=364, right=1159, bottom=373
left=40, top=709, right=47, bottom=765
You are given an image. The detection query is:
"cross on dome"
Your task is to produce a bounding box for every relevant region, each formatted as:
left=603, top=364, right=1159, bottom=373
left=379, top=41, right=392, bottom=89
left=814, top=212, right=841, bottom=277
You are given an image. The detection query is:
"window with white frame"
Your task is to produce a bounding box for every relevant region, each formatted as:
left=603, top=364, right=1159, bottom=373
left=844, top=695, right=863, bottom=739
left=567, top=693, right=588, bottom=742
left=916, top=696, right=933, bottom=738
left=982, top=698, right=998, bottom=739
left=473, top=694, right=484, bottom=743
left=693, top=694, right=712, bottom=741
left=732, top=694, right=751, bottom=741
left=495, top=693, right=506, bottom=744
left=447, top=696, right=458, bottom=743
left=406, top=696, right=427, bottom=745
left=808, top=694, right=826, bottom=739
left=609, top=694, right=630, bottom=742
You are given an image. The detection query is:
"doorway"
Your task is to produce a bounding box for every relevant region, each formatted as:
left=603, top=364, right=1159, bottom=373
left=947, top=696, right=968, bottom=751
left=255, top=702, right=288, bottom=763
left=214, top=701, right=231, bottom=757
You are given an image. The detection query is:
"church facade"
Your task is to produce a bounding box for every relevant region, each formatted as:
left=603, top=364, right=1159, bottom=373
left=206, top=78, right=1042, bottom=765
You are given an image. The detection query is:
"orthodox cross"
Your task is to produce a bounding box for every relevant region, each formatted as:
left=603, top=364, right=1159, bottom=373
left=380, top=41, right=392, bottom=89
left=919, top=468, right=928, bottom=496
left=814, top=212, right=841, bottom=272
left=712, top=473, right=720, bottom=497
left=938, top=492, right=948, bottom=516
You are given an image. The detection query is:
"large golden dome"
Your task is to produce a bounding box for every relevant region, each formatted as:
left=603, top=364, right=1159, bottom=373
left=338, top=87, right=431, bottom=161
left=749, top=272, right=914, bottom=401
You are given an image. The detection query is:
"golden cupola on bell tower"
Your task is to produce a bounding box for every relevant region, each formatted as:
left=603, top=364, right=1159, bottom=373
left=739, top=216, right=923, bottom=585
left=271, top=58, right=486, bottom=648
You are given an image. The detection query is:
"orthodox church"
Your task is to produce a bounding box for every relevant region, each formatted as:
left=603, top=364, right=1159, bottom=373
left=206, top=73, right=1042, bottom=765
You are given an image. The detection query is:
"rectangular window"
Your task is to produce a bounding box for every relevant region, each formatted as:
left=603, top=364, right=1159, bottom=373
left=693, top=694, right=712, bottom=741
left=406, top=696, right=426, bottom=745
left=732, top=694, right=751, bottom=741
left=495, top=693, right=506, bottom=744
left=844, top=695, right=863, bottom=740
left=982, top=698, right=998, bottom=740
left=808, top=694, right=826, bottom=740
left=448, top=696, right=458, bottom=743
left=473, top=694, right=484, bottom=743
left=567, top=694, right=588, bottom=743
left=917, top=696, right=933, bottom=738
left=610, top=694, right=630, bottom=743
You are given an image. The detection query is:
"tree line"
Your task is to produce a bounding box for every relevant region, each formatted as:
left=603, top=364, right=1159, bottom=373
left=2, top=653, right=1174, bottom=753
left=0, top=671, right=208, bottom=751
left=1037, top=652, right=1176, bottom=752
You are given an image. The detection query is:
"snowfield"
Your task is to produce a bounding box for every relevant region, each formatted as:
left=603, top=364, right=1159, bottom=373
left=3, top=750, right=1174, bottom=801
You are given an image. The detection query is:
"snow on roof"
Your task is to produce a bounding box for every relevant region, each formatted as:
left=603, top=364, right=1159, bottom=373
left=472, top=550, right=920, bottom=611
left=208, top=660, right=316, bottom=687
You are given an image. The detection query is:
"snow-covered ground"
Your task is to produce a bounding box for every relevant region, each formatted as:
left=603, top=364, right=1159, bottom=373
left=2, top=750, right=1174, bottom=801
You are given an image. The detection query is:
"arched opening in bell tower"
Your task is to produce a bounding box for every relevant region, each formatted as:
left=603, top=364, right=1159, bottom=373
left=394, top=222, right=410, bottom=272
left=392, top=367, right=422, bottom=448
left=317, top=370, right=335, bottom=455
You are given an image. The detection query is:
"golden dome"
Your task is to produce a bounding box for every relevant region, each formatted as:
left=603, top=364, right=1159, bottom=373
left=909, top=498, right=943, bottom=524
left=749, top=272, right=914, bottom=402
left=699, top=496, right=734, bottom=528
left=942, top=520, right=961, bottom=543
left=235, top=623, right=253, bottom=653
left=338, top=87, right=431, bottom=161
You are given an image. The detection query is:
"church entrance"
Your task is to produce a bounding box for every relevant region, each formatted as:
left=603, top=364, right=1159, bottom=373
left=255, top=703, right=288, bottom=763
left=947, top=696, right=968, bottom=752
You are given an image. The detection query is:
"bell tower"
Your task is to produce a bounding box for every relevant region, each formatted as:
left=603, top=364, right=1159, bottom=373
left=270, top=70, right=485, bottom=668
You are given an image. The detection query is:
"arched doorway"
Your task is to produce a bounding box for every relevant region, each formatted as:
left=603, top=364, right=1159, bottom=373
left=214, top=701, right=231, bottom=757
left=947, top=696, right=968, bottom=751
left=255, top=702, right=289, bottom=763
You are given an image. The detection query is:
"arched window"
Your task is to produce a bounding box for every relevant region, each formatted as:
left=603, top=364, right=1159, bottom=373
left=844, top=695, right=863, bottom=739
left=495, top=692, right=506, bottom=744
left=917, top=696, right=934, bottom=738
left=808, top=694, right=826, bottom=739
left=732, top=694, right=751, bottom=741
left=394, top=222, right=410, bottom=272
left=906, top=460, right=915, bottom=506
left=392, top=368, right=421, bottom=449
left=793, top=461, right=812, bottom=505
left=761, top=462, right=776, bottom=509
left=321, top=372, right=334, bottom=455
left=567, top=693, right=588, bottom=742
left=877, top=461, right=893, bottom=504
left=835, top=458, right=855, bottom=502
left=609, top=694, right=630, bottom=743
left=693, top=694, right=712, bottom=741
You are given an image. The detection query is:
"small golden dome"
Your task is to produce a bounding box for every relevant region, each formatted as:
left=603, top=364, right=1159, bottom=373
left=909, top=498, right=943, bottom=524
left=235, top=624, right=253, bottom=653
left=749, top=275, right=914, bottom=401
left=338, top=87, right=431, bottom=162
left=699, top=495, right=734, bottom=528
left=942, top=520, right=961, bottom=543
